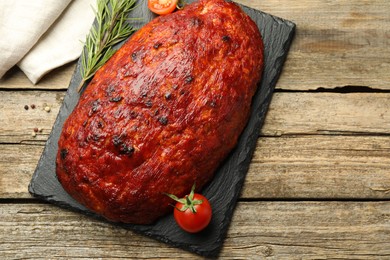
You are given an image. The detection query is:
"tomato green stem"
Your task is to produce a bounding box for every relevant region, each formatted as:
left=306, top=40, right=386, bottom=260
left=165, top=183, right=203, bottom=213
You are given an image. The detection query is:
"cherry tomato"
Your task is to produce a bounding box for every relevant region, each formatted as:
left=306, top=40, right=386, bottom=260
left=166, top=184, right=212, bottom=233
left=148, top=0, right=178, bottom=15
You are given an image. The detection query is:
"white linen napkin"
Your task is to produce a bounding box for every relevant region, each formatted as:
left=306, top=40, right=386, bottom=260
left=0, top=0, right=96, bottom=84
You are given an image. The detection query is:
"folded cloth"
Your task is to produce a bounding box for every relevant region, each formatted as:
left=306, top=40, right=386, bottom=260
left=0, top=0, right=96, bottom=84
left=18, top=0, right=96, bottom=83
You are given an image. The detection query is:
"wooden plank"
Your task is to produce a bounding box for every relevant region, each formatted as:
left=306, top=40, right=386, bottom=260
left=1, top=91, right=389, bottom=199
left=0, top=144, right=43, bottom=199
left=237, top=0, right=390, bottom=90
left=2, top=134, right=390, bottom=199
left=0, top=91, right=64, bottom=143
left=262, top=92, right=390, bottom=136
left=0, top=201, right=389, bottom=258
left=1, top=1, right=389, bottom=91
left=0, top=63, right=76, bottom=90
left=243, top=135, right=390, bottom=199
left=1, top=91, right=389, bottom=143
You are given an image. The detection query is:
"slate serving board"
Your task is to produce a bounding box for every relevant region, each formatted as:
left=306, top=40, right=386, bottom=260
left=29, top=0, right=295, bottom=257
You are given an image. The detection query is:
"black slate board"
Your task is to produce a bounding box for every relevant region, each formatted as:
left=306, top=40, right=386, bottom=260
left=29, top=0, right=295, bottom=257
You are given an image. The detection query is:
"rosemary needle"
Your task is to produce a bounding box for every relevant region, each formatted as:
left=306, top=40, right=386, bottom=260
left=78, top=0, right=137, bottom=92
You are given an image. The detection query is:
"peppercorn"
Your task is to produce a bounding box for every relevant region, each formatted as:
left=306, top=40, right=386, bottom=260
left=159, top=116, right=168, bottom=125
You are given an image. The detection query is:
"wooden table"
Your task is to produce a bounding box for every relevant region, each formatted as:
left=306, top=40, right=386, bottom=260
left=1, top=0, right=389, bottom=258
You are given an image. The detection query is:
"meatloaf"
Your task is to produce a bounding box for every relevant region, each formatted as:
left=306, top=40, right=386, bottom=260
left=56, top=0, right=264, bottom=224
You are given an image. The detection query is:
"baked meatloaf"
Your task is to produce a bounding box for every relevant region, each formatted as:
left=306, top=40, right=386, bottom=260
left=56, top=0, right=264, bottom=224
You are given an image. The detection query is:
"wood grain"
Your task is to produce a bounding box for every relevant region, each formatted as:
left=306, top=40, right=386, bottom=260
left=2, top=134, right=390, bottom=199
left=1, top=1, right=389, bottom=91
left=263, top=92, right=390, bottom=135
left=243, top=135, right=390, bottom=199
left=1, top=91, right=389, bottom=199
left=0, top=91, right=64, bottom=144
left=1, top=91, right=389, bottom=144
left=0, top=144, right=43, bottom=198
left=1, top=202, right=389, bottom=258
left=237, top=0, right=390, bottom=90
left=0, top=63, right=76, bottom=90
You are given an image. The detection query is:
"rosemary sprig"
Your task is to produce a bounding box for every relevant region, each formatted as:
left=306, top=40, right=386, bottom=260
left=78, top=0, right=137, bottom=92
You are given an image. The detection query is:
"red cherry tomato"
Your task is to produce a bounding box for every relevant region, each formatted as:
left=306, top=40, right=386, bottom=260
left=148, top=0, right=178, bottom=15
left=166, top=184, right=212, bottom=233
left=174, top=193, right=212, bottom=233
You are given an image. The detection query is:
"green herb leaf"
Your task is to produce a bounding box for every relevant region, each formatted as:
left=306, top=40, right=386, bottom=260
left=78, top=0, right=138, bottom=92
